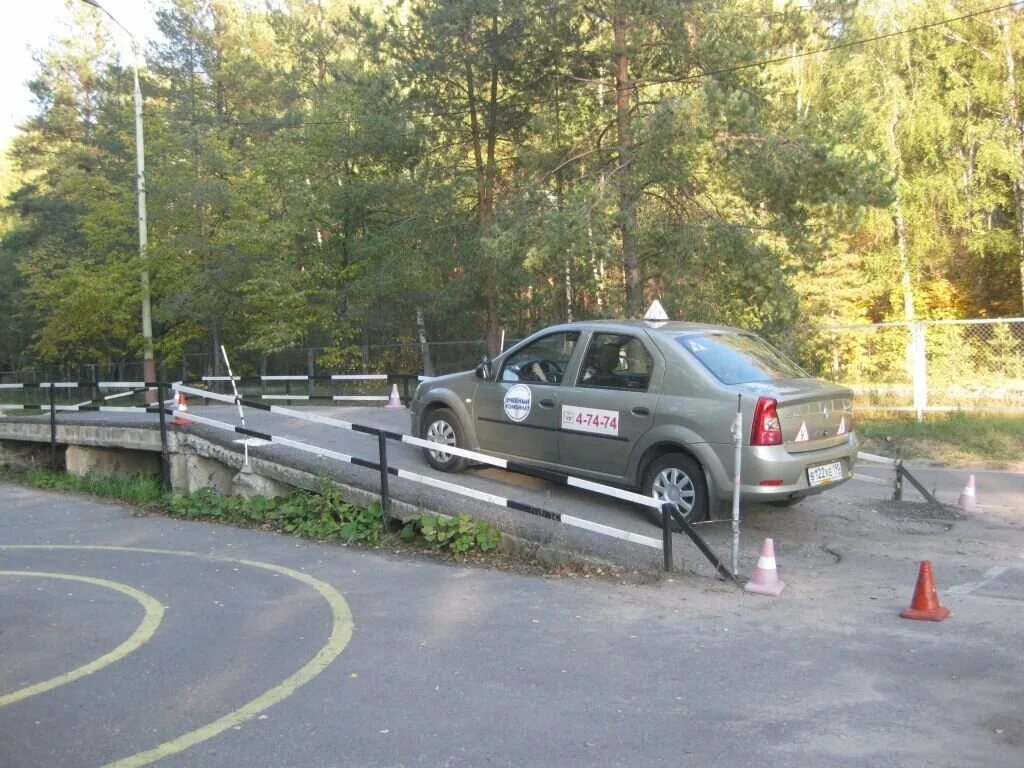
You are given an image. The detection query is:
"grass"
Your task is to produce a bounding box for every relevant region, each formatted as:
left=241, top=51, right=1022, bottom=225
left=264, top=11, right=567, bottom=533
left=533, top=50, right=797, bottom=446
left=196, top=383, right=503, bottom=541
left=856, top=412, right=1024, bottom=467
left=18, top=467, right=167, bottom=505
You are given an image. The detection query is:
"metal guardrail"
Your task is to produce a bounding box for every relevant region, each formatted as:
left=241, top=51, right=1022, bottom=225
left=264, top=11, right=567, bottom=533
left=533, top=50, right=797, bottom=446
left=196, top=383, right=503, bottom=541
left=171, top=382, right=738, bottom=580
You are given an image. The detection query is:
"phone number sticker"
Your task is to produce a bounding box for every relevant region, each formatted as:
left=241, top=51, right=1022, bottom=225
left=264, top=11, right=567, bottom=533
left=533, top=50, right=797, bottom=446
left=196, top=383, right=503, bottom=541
left=561, top=405, right=620, bottom=436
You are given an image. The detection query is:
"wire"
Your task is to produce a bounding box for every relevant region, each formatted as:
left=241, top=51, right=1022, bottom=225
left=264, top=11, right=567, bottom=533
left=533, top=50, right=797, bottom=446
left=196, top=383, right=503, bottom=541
left=634, top=0, right=1024, bottom=90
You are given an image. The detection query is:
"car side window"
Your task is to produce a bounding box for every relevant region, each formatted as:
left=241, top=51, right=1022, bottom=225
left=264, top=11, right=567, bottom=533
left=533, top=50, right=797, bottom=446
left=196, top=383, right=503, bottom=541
left=499, top=332, right=579, bottom=385
left=576, top=333, right=653, bottom=391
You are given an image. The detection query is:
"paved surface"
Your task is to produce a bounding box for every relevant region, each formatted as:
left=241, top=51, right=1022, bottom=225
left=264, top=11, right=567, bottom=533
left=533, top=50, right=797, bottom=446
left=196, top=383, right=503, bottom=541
left=5, top=405, right=1022, bottom=575
left=1, top=483, right=1023, bottom=767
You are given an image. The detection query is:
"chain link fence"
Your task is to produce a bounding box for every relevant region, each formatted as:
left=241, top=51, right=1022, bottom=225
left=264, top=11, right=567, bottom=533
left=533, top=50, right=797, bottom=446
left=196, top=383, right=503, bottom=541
left=4, top=319, right=1021, bottom=417
left=816, top=318, right=1024, bottom=417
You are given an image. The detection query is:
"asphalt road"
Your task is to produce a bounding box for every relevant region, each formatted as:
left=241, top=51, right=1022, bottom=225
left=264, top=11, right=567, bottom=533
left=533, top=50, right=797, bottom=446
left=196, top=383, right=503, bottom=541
left=5, top=404, right=1021, bottom=575
left=1, top=482, right=1022, bottom=767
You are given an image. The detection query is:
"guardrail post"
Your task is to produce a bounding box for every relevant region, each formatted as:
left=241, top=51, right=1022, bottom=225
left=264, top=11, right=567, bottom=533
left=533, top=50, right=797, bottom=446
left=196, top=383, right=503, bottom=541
left=307, top=349, right=315, bottom=398
left=377, top=433, right=391, bottom=528
left=156, top=382, right=171, bottom=491
left=48, top=382, right=57, bottom=471
left=661, top=503, right=673, bottom=572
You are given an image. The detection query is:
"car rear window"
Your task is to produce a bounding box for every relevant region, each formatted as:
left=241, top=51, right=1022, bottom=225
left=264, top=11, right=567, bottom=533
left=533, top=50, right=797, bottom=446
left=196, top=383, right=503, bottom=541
left=676, top=333, right=807, bottom=384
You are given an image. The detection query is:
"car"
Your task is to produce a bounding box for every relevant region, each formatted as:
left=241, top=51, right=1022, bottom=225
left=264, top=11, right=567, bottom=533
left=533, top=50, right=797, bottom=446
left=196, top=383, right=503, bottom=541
left=409, top=320, right=857, bottom=523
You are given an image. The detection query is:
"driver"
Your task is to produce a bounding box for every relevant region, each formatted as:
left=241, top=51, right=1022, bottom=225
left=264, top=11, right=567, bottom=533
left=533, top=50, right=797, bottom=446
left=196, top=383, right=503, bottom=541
left=528, top=361, right=549, bottom=383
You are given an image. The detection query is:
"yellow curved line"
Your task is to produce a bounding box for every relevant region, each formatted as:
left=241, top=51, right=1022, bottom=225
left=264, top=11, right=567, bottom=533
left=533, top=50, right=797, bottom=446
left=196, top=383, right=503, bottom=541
left=0, top=545, right=353, bottom=768
left=0, top=571, right=165, bottom=708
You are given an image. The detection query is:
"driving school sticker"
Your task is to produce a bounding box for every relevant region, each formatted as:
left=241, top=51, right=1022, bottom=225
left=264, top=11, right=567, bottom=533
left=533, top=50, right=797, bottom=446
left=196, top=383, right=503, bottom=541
left=562, top=404, right=620, bottom=436
left=503, top=384, right=532, bottom=422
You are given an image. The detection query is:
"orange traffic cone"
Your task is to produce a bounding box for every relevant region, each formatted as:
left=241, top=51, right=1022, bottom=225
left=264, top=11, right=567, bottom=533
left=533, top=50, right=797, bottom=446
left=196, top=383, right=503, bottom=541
left=744, top=538, right=785, bottom=597
left=900, top=560, right=950, bottom=621
left=956, top=474, right=981, bottom=513
left=171, top=391, right=192, bottom=425
left=385, top=383, right=404, bottom=409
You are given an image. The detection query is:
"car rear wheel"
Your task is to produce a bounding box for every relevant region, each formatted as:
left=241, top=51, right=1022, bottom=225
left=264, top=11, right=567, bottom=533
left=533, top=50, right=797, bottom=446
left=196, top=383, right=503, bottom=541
left=643, top=452, right=708, bottom=526
left=422, top=408, right=467, bottom=472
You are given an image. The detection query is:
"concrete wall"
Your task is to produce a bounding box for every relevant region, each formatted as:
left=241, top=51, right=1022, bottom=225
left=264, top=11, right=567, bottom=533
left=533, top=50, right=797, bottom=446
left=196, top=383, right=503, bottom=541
left=0, top=439, right=53, bottom=472
left=65, top=445, right=161, bottom=480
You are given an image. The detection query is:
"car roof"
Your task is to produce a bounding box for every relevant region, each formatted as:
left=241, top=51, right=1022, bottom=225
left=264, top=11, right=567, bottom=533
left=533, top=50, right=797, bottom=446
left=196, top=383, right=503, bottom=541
left=548, top=319, right=746, bottom=336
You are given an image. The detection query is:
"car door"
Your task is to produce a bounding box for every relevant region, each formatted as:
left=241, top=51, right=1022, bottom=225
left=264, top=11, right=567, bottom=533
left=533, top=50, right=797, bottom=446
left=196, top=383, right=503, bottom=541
left=557, top=332, right=662, bottom=478
left=473, top=331, right=581, bottom=463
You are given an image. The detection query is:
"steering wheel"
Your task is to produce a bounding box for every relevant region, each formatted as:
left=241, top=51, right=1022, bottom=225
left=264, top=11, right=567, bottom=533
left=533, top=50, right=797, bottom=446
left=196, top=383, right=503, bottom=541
left=535, top=359, right=563, bottom=383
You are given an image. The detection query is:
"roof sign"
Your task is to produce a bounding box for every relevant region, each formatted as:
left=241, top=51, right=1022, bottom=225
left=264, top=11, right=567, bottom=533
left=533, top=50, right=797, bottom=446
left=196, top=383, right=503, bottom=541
left=643, top=300, right=669, bottom=321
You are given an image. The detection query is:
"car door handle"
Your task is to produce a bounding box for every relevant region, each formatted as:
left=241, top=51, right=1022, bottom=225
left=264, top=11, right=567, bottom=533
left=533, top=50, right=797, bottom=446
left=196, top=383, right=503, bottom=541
left=539, top=398, right=555, bottom=408
left=631, top=406, right=650, bottom=416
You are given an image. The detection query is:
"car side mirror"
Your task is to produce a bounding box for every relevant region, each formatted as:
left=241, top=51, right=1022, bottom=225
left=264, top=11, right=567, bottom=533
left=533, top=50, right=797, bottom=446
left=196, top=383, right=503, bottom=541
left=475, top=356, right=492, bottom=380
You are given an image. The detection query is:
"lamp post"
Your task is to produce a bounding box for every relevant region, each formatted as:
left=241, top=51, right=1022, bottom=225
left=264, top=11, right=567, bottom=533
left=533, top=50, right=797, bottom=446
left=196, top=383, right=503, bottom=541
left=81, top=0, right=156, bottom=391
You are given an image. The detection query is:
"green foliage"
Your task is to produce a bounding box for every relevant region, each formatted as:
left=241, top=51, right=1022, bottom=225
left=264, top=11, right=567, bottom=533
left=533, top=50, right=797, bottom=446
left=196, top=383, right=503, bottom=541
left=18, top=469, right=165, bottom=506
left=5, top=466, right=503, bottom=558
left=857, top=412, right=1024, bottom=465
left=167, top=484, right=387, bottom=546
left=405, top=514, right=501, bottom=557
left=3, top=0, right=1023, bottom=375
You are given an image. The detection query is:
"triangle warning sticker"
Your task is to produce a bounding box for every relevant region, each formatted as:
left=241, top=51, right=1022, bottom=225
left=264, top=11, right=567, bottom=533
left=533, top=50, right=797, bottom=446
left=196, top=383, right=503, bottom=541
left=795, top=421, right=809, bottom=442
left=836, top=416, right=846, bottom=436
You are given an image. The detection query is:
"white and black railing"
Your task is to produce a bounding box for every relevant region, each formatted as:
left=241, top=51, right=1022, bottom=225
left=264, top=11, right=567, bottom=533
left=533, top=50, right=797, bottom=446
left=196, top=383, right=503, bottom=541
left=170, top=382, right=738, bottom=579
left=0, top=381, right=174, bottom=475
left=187, top=373, right=422, bottom=404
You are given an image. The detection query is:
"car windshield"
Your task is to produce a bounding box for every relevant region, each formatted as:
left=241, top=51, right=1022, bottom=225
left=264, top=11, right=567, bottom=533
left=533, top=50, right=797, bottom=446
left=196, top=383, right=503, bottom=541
left=676, top=332, right=807, bottom=384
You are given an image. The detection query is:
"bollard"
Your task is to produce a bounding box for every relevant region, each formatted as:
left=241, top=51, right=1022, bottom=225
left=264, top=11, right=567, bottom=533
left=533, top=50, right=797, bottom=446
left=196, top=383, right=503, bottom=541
left=48, top=383, right=57, bottom=471
left=156, top=382, right=171, bottom=490
left=378, top=433, right=391, bottom=529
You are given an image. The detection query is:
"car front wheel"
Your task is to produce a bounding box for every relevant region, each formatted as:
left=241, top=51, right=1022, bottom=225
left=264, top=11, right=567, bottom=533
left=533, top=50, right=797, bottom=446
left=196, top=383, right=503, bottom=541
left=643, top=452, right=708, bottom=526
left=421, top=407, right=467, bottom=472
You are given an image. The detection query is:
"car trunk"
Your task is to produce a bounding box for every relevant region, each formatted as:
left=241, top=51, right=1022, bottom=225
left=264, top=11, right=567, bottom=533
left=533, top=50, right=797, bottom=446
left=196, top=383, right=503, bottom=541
left=772, top=380, right=854, bottom=453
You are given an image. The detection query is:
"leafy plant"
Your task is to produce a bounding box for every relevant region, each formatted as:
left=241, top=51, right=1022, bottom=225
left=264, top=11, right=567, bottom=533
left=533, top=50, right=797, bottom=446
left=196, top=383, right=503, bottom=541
left=407, top=514, right=501, bottom=557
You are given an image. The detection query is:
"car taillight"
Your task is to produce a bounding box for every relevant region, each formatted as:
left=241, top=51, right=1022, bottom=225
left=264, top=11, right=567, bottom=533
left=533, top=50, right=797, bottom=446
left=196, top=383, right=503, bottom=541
left=750, top=396, right=783, bottom=446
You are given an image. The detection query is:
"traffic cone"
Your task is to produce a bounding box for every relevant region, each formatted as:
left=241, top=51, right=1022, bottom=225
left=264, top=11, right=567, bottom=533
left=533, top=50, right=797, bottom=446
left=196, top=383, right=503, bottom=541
left=744, top=538, right=785, bottom=597
left=170, top=391, right=192, bottom=425
left=900, top=560, right=950, bottom=621
left=385, top=383, right=404, bottom=409
left=956, top=474, right=981, bottom=513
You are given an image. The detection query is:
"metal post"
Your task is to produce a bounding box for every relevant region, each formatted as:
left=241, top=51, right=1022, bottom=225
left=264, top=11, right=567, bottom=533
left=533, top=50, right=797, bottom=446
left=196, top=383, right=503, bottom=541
left=730, top=394, right=742, bottom=578
left=912, top=322, right=928, bottom=423
left=307, top=349, right=315, bottom=397
left=661, top=503, right=673, bottom=572
left=377, top=433, right=391, bottom=528
left=894, top=459, right=904, bottom=501
left=79, top=1, right=156, bottom=401
left=156, top=382, right=171, bottom=490
left=48, top=383, right=57, bottom=471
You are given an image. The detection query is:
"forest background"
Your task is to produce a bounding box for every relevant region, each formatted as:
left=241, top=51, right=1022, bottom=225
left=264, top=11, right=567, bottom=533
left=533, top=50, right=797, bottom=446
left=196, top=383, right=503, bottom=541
left=1, top=0, right=1023, bottom=380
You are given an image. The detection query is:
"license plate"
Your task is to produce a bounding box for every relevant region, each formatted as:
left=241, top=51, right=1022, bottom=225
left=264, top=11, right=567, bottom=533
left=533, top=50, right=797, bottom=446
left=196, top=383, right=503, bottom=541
left=807, top=461, right=844, bottom=487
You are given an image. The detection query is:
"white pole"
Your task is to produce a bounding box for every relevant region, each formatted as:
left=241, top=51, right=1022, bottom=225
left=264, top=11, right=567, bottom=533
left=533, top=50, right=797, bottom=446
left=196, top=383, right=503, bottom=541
left=220, top=345, right=246, bottom=428
left=731, top=395, right=742, bottom=577
left=81, top=1, right=156, bottom=397
left=499, top=329, right=506, bottom=354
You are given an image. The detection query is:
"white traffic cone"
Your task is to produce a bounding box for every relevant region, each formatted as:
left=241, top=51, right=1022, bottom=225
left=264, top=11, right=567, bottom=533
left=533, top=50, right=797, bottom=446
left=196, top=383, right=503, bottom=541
left=385, top=383, right=404, bottom=409
left=744, top=538, right=786, bottom=597
left=955, top=474, right=981, bottom=513
left=171, top=390, right=192, bottom=425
